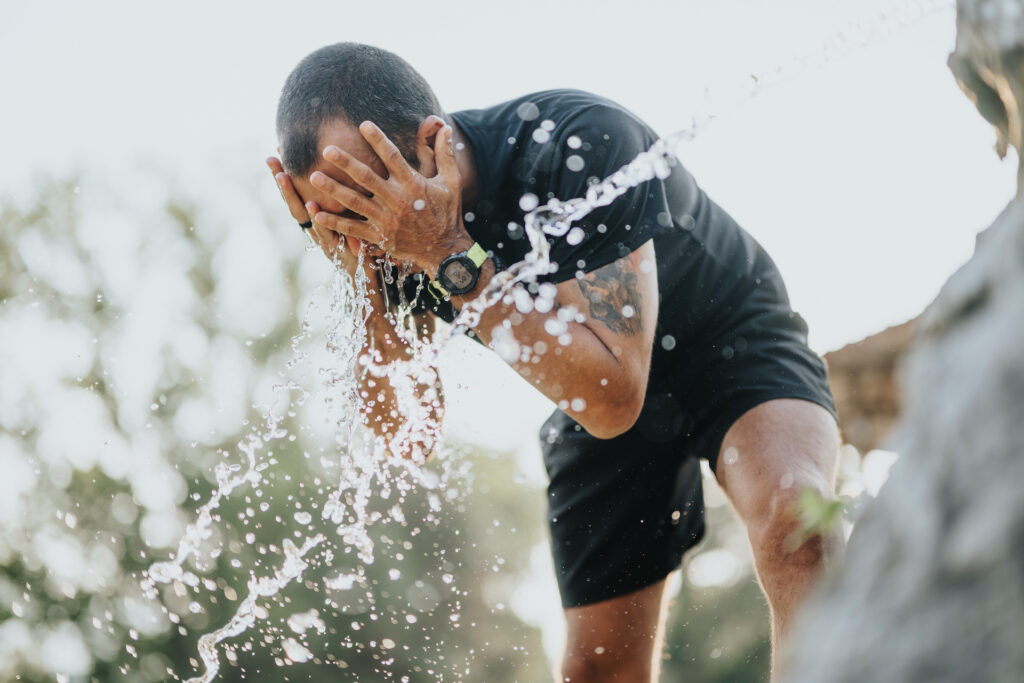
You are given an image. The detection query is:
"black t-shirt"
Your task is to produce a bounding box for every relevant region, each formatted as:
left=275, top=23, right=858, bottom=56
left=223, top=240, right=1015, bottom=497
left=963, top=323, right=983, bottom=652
left=393, top=89, right=789, bottom=380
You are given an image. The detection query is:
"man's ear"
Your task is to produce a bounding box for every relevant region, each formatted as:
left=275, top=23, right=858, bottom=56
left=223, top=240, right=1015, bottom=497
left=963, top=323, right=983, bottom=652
left=414, top=115, right=447, bottom=177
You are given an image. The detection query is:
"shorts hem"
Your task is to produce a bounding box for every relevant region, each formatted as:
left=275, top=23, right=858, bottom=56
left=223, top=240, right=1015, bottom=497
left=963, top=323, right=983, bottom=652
left=701, top=391, right=838, bottom=473
left=557, top=522, right=705, bottom=609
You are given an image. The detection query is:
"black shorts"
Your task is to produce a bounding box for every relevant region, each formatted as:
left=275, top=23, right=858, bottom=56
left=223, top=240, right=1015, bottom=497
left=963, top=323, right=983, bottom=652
left=540, top=286, right=836, bottom=608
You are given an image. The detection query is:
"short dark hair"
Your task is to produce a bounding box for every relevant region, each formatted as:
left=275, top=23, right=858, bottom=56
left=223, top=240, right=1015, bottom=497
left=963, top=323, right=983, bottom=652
left=276, top=43, right=443, bottom=176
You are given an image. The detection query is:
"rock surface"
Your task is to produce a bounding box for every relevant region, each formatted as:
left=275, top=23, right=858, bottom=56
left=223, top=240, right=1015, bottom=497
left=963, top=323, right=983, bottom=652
left=784, top=2, right=1024, bottom=681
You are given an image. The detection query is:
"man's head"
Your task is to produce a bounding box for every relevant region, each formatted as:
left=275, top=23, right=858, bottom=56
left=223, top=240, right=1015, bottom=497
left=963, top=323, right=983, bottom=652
left=276, top=42, right=443, bottom=178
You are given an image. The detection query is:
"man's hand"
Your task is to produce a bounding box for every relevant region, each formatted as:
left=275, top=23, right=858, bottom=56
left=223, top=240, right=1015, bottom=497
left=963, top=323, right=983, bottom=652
left=265, top=155, right=366, bottom=273
left=306, top=121, right=469, bottom=277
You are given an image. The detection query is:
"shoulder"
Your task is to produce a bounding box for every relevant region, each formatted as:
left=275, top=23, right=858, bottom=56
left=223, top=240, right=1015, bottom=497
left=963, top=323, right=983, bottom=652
left=456, top=89, right=654, bottom=137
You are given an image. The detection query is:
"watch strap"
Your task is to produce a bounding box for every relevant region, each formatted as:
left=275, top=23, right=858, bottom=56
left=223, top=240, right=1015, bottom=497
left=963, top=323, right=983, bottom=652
left=466, top=242, right=487, bottom=268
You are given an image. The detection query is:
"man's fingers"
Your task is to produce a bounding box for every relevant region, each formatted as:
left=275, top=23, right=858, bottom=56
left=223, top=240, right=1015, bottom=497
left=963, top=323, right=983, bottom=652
left=312, top=209, right=382, bottom=245
left=305, top=201, right=347, bottom=258
left=276, top=172, right=312, bottom=224
left=321, top=145, right=389, bottom=196
left=267, top=156, right=312, bottom=224
left=309, top=171, right=381, bottom=221
left=435, top=125, right=459, bottom=185
left=358, top=121, right=414, bottom=182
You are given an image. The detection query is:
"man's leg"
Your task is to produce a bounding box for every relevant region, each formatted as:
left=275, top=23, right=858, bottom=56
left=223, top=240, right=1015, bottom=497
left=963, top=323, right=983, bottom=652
left=560, top=579, right=670, bottom=683
left=714, top=398, right=841, bottom=674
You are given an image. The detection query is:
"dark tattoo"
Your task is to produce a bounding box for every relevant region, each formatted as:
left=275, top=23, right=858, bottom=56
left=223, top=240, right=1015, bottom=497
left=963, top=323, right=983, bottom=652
left=577, top=257, right=644, bottom=336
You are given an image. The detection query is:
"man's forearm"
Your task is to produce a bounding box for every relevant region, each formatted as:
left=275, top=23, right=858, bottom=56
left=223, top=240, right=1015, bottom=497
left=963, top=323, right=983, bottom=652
left=449, top=261, right=648, bottom=439
left=356, top=281, right=445, bottom=457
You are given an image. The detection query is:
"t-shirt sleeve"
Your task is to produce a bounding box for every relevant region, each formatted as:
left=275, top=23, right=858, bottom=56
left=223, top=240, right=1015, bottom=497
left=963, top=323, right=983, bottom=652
left=534, top=105, right=674, bottom=284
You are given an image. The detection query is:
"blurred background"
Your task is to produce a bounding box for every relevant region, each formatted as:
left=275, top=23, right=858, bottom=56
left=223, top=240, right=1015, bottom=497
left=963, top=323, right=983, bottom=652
left=0, top=0, right=1017, bottom=681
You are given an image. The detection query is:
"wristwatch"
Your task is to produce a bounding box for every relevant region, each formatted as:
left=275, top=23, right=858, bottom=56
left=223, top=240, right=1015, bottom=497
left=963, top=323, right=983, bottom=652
left=431, top=242, right=488, bottom=298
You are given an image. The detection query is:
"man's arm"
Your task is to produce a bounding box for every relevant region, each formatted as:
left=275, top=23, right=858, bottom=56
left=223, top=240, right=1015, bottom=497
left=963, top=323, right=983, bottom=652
left=304, top=123, right=658, bottom=438
left=359, top=296, right=444, bottom=459
left=449, top=240, right=657, bottom=439
left=266, top=156, right=444, bottom=458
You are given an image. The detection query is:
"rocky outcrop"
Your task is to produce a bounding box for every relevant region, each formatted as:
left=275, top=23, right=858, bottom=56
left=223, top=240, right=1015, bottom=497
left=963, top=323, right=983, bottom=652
left=784, top=2, right=1024, bottom=681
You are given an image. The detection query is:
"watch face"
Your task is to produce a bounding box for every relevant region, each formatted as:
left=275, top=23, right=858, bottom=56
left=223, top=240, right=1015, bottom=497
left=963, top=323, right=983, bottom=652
left=444, top=260, right=474, bottom=291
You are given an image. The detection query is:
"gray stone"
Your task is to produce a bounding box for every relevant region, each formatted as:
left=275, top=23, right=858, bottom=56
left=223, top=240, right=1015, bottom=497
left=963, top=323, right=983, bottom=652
left=784, top=2, right=1024, bottom=681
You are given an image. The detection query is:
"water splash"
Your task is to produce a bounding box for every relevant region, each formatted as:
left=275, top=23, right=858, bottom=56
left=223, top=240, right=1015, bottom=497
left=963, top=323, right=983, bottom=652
left=185, top=534, right=325, bottom=683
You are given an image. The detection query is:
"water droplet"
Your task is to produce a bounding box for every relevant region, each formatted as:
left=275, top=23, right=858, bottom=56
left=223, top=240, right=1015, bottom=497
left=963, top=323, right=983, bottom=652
left=661, top=335, right=676, bottom=351
left=412, top=199, right=426, bottom=210
left=516, top=102, right=539, bottom=121
left=566, top=155, right=585, bottom=172
left=570, top=398, right=586, bottom=412
left=293, top=511, right=312, bottom=525
left=723, top=447, right=739, bottom=466
left=621, top=305, right=635, bottom=318
left=567, top=135, right=582, bottom=149
left=594, top=646, right=606, bottom=655
left=519, top=193, right=539, bottom=211
left=282, top=637, right=313, bottom=663
left=532, top=128, right=551, bottom=144
left=566, top=227, right=585, bottom=245
left=389, top=568, right=401, bottom=580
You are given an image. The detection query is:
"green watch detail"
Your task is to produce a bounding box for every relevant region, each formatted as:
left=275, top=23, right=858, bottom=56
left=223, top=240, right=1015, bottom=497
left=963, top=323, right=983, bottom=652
left=431, top=242, right=488, bottom=299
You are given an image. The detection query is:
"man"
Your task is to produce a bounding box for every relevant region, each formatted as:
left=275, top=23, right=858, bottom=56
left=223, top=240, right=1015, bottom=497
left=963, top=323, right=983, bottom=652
left=267, top=42, right=841, bottom=682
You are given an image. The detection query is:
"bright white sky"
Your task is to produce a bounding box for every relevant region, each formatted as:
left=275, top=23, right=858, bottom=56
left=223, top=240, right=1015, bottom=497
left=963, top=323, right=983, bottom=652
left=2, top=0, right=1014, bottom=343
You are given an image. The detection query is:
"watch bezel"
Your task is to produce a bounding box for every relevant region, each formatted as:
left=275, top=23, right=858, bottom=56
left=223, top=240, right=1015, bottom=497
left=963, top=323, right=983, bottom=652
left=437, top=253, right=480, bottom=296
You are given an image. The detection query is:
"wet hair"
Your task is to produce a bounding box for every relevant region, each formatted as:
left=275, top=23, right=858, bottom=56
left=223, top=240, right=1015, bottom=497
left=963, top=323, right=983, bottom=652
left=276, top=42, right=443, bottom=176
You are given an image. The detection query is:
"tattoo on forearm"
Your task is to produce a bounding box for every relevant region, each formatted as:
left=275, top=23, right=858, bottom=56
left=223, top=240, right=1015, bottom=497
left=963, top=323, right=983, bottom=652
left=577, top=257, right=643, bottom=336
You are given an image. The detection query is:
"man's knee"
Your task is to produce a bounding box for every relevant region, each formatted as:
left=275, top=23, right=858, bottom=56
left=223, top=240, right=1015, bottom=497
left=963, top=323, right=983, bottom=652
left=747, top=481, right=833, bottom=583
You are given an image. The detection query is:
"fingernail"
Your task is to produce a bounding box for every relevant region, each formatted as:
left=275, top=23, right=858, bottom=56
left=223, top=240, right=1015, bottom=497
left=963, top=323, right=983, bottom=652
left=275, top=173, right=284, bottom=188
left=311, top=172, right=326, bottom=187
left=324, top=146, right=340, bottom=161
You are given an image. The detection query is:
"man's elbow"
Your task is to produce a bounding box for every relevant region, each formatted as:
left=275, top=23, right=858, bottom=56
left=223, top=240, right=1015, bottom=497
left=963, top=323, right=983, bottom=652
left=580, top=392, right=644, bottom=440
